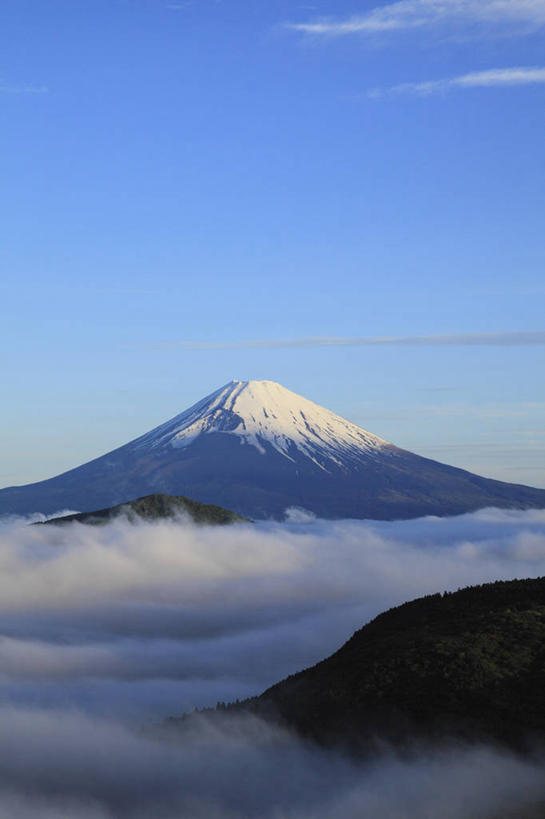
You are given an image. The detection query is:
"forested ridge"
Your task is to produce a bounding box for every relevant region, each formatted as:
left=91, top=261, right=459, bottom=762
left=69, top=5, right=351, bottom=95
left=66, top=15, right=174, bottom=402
left=221, top=577, right=545, bottom=751
left=38, top=493, right=249, bottom=526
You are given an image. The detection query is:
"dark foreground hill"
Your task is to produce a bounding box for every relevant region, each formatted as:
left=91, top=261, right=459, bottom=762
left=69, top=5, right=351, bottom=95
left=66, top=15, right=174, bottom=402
left=38, top=493, right=248, bottom=526
left=2, top=380, right=545, bottom=520
left=215, top=577, right=545, bottom=752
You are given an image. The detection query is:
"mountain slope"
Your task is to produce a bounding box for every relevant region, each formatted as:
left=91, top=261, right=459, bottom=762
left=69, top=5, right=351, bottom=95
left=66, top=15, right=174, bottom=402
left=231, top=577, right=545, bottom=751
left=1, top=379, right=545, bottom=519
left=36, top=493, right=248, bottom=526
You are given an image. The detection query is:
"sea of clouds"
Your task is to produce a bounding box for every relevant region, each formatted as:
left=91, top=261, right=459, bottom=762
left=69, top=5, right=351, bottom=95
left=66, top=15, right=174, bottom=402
left=0, top=507, right=545, bottom=817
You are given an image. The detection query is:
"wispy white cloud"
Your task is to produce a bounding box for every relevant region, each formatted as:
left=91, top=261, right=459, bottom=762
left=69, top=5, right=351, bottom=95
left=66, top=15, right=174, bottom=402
left=287, top=0, right=545, bottom=36
left=157, top=331, right=545, bottom=351
left=370, top=66, right=545, bottom=97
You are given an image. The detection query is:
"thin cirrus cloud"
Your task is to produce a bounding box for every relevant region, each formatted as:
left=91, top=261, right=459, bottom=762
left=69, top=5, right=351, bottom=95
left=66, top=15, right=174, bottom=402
left=369, top=66, right=545, bottom=97
left=158, top=331, right=545, bottom=351
left=287, top=0, right=545, bottom=36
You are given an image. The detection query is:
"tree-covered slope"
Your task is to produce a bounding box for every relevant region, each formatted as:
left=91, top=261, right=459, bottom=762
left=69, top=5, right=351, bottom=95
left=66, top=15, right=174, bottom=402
left=235, top=577, right=545, bottom=751
left=38, top=493, right=249, bottom=526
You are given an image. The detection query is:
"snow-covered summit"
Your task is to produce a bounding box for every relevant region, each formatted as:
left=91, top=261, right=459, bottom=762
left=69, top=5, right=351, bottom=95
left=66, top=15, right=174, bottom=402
left=4, top=379, right=545, bottom=521
left=137, top=379, right=391, bottom=470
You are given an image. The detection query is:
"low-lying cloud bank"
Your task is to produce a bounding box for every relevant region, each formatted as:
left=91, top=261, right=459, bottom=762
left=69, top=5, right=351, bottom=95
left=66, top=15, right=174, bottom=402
left=0, top=508, right=545, bottom=717
left=1, top=508, right=545, bottom=814
left=0, top=708, right=543, bottom=819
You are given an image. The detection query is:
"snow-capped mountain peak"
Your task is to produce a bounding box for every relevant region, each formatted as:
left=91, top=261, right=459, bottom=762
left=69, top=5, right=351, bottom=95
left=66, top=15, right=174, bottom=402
left=3, top=378, right=545, bottom=521
left=139, top=379, right=391, bottom=470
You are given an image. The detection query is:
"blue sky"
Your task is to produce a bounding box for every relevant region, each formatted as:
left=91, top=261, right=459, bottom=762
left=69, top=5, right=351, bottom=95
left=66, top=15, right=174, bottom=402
left=1, top=0, right=544, bottom=489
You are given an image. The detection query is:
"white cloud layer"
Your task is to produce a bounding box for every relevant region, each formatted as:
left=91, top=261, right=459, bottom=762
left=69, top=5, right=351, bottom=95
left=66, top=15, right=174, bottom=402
left=371, top=66, right=545, bottom=96
left=0, top=708, right=542, bottom=818
left=0, top=510, right=545, bottom=813
left=1, top=509, right=545, bottom=716
left=288, top=0, right=545, bottom=36
left=159, top=331, right=545, bottom=351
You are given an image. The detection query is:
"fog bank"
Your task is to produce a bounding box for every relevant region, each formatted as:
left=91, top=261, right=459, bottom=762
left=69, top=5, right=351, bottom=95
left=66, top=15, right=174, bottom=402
left=0, top=707, right=542, bottom=818
left=0, top=509, right=544, bottom=814
left=0, top=508, right=544, bottom=717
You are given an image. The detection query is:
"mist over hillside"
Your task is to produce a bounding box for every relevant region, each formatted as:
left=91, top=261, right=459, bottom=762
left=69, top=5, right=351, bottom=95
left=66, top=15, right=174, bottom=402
left=234, top=576, right=545, bottom=752
left=0, top=509, right=545, bottom=814
left=38, top=493, right=248, bottom=527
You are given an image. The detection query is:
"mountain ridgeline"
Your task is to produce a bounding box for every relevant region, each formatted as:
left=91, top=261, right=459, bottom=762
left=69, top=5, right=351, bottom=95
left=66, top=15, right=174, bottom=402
left=37, top=494, right=248, bottom=526
left=218, top=577, right=545, bottom=752
left=1, top=380, right=545, bottom=520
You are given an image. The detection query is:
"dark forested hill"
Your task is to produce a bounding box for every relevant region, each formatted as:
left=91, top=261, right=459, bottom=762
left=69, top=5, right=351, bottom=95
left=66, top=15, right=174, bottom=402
left=38, top=493, right=249, bottom=526
left=226, top=577, right=545, bottom=751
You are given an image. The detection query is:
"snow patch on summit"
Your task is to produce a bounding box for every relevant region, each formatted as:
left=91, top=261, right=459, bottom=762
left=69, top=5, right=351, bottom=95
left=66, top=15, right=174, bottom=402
left=137, top=380, right=392, bottom=471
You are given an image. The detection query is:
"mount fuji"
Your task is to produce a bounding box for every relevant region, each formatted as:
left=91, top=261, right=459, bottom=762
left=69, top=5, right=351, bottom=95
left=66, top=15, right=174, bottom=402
left=1, top=379, right=545, bottom=520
